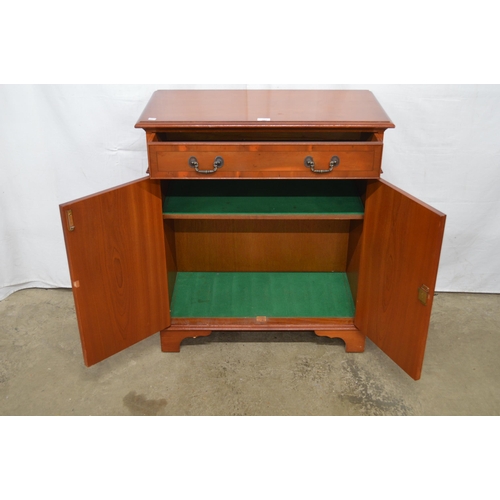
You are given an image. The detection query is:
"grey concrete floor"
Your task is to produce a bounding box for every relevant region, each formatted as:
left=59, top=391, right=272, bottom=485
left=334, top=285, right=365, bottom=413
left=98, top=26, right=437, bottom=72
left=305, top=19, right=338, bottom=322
left=0, top=288, right=499, bottom=415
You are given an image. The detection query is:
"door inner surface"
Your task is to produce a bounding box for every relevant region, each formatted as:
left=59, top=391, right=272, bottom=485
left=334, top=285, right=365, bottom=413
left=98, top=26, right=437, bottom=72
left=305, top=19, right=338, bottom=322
left=355, top=179, right=446, bottom=380
left=60, top=178, right=170, bottom=366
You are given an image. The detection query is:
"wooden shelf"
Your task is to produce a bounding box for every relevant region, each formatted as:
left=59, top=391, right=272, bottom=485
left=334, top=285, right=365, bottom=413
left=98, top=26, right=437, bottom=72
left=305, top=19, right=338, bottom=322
left=170, top=272, right=355, bottom=319
left=163, top=180, right=364, bottom=219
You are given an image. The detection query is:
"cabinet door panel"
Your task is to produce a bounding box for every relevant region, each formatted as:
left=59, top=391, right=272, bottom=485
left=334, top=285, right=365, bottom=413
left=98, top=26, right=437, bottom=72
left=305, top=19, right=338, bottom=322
left=60, top=178, right=170, bottom=366
left=355, top=179, right=446, bottom=380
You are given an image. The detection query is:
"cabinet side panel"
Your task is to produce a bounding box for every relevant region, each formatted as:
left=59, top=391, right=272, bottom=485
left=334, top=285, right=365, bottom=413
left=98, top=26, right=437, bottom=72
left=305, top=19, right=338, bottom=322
left=355, top=180, right=445, bottom=380
left=60, top=178, right=170, bottom=366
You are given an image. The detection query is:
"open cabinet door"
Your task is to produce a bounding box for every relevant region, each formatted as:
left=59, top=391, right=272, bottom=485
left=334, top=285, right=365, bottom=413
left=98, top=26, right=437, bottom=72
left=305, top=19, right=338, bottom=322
left=60, top=177, right=170, bottom=366
left=355, top=179, right=446, bottom=380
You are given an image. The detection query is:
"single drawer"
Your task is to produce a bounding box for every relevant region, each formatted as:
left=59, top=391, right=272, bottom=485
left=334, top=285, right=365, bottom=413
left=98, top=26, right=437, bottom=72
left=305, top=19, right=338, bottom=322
left=147, top=140, right=383, bottom=179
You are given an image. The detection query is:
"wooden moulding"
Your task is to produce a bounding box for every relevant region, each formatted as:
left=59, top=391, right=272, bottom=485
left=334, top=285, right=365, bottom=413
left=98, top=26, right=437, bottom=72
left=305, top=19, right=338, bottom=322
left=169, top=317, right=356, bottom=329
left=160, top=322, right=365, bottom=353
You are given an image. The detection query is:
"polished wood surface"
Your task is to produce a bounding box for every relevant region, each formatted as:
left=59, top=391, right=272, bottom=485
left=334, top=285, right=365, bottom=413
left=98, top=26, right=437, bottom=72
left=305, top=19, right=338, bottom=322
left=60, top=178, right=170, bottom=366
left=172, top=220, right=351, bottom=272
left=148, top=141, right=381, bottom=179
left=136, top=90, right=395, bottom=129
left=355, top=179, right=446, bottom=380
left=346, top=219, right=363, bottom=303
left=163, top=219, right=178, bottom=310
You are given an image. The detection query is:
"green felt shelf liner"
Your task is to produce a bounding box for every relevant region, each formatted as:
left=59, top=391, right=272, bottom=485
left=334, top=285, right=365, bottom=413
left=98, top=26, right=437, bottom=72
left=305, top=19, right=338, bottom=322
left=170, top=272, right=355, bottom=318
left=163, top=180, right=364, bottom=216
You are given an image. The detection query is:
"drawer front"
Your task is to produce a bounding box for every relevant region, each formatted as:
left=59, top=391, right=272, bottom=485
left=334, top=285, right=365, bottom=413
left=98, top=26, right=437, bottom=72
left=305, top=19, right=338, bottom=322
left=147, top=143, right=382, bottom=179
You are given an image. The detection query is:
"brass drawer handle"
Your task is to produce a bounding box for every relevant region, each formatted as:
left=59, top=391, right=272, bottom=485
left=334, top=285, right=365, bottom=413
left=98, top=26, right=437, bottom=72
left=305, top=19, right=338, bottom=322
left=189, top=156, right=224, bottom=174
left=304, top=155, right=340, bottom=173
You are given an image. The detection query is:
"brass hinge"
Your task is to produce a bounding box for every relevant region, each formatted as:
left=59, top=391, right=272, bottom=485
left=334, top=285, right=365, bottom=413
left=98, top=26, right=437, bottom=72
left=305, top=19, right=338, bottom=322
left=418, top=285, right=430, bottom=305
left=66, top=210, right=75, bottom=231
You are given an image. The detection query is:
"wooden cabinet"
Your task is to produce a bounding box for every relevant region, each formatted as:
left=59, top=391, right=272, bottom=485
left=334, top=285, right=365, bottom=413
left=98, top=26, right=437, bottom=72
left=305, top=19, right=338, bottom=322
left=60, top=90, right=445, bottom=380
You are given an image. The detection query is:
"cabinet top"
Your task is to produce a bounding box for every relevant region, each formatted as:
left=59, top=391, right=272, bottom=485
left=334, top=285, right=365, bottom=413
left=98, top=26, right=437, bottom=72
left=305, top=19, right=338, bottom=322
left=135, top=90, right=395, bottom=130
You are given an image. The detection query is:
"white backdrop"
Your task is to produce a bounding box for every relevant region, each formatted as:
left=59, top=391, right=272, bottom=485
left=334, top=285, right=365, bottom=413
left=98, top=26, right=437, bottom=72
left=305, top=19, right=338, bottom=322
left=1, top=84, right=499, bottom=300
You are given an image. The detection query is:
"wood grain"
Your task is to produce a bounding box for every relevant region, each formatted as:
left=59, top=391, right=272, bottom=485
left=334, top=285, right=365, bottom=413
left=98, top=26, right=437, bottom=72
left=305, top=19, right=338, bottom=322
left=60, top=178, right=170, bottom=366
left=355, top=179, right=446, bottom=380
left=163, top=219, right=177, bottom=309
left=172, top=219, right=351, bottom=272
left=148, top=142, right=381, bottom=179
left=135, top=90, right=395, bottom=129
left=346, top=219, right=364, bottom=303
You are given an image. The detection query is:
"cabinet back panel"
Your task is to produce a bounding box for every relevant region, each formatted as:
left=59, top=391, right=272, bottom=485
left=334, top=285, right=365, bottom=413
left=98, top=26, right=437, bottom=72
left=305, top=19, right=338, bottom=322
left=173, top=220, right=350, bottom=272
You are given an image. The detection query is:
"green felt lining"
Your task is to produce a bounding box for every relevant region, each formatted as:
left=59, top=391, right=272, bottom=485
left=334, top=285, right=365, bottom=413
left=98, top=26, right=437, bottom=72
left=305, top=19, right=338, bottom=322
left=163, top=180, right=364, bottom=216
left=170, top=272, right=355, bottom=318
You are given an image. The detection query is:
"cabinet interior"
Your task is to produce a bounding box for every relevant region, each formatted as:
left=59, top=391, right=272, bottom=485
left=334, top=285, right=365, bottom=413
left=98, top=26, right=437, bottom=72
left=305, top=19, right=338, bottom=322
left=161, top=179, right=366, bottom=320
left=152, top=129, right=379, bottom=142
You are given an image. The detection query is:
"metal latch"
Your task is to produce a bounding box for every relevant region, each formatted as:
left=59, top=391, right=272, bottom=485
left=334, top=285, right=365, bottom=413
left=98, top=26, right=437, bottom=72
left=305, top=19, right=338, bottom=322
left=66, top=210, right=75, bottom=231
left=418, top=285, right=430, bottom=305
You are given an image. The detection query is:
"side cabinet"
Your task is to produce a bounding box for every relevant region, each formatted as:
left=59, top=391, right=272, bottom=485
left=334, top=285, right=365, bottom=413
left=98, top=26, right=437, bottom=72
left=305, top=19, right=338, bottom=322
left=60, top=90, right=445, bottom=380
